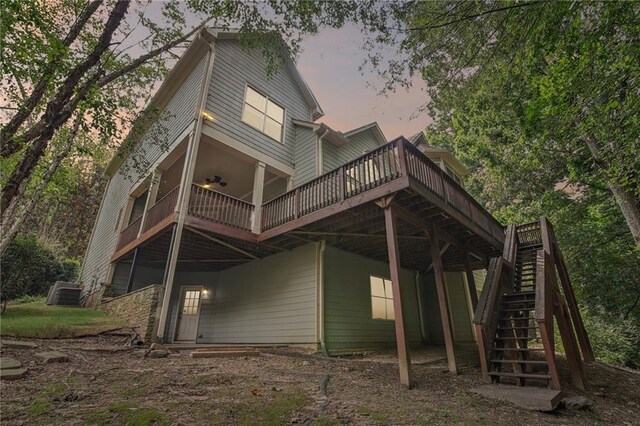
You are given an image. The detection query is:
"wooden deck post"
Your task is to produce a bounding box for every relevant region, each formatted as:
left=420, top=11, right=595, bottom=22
left=251, top=161, right=266, bottom=233
left=463, top=251, right=479, bottom=313
left=383, top=206, right=413, bottom=387
left=429, top=232, right=459, bottom=374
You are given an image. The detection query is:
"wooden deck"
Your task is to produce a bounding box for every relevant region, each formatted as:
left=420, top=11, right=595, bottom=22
left=112, top=137, right=505, bottom=270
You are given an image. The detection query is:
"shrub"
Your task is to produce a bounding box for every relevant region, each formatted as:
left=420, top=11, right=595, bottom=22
left=0, top=235, right=79, bottom=306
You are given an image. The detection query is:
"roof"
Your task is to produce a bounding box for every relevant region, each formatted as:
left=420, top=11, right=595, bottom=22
left=409, top=132, right=470, bottom=177
left=292, top=119, right=350, bottom=146
left=344, top=122, right=387, bottom=146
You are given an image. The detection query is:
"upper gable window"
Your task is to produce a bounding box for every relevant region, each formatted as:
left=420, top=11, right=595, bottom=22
left=241, top=86, right=285, bottom=142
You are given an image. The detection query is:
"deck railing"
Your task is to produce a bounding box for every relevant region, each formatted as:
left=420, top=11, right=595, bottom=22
left=403, top=141, right=504, bottom=242
left=262, top=142, right=401, bottom=230
left=116, top=216, right=142, bottom=251
left=188, top=184, right=254, bottom=231
left=142, top=185, right=180, bottom=233
left=262, top=137, right=504, bottom=244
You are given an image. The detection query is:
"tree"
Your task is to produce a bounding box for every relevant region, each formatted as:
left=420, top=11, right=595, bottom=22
left=0, top=0, right=365, bottom=254
left=362, top=1, right=640, bottom=246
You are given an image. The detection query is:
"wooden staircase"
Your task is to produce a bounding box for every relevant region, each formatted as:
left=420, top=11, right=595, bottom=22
left=474, top=217, right=594, bottom=402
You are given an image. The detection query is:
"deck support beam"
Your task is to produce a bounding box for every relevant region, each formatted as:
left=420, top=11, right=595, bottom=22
left=430, top=231, right=459, bottom=374
left=382, top=204, right=413, bottom=387
left=464, top=250, right=479, bottom=313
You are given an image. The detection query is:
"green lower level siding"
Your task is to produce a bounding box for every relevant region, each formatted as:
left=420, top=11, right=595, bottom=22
left=322, top=246, right=422, bottom=350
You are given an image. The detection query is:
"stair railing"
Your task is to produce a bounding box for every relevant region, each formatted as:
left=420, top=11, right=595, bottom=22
left=473, top=225, right=517, bottom=383
left=534, top=250, right=562, bottom=390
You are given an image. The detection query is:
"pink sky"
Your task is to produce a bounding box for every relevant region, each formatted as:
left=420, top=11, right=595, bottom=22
left=297, top=25, right=432, bottom=140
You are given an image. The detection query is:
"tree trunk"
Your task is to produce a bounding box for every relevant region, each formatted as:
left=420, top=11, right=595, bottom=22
left=0, top=117, right=80, bottom=254
left=584, top=134, right=640, bottom=247
left=608, top=180, right=640, bottom=247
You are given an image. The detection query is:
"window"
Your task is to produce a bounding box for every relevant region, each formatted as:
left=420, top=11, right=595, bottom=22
left=182, top=290, right=201, bottom=315
left=445, top=165, right=463, bottom=186
left=370, top=276, right=394, bottom=320
left=241, top=86, right=284, bottom=142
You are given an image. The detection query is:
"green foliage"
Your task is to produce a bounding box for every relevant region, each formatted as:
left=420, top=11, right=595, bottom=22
left=0, top=301, right=126, bottom=338
left=0, top=234, right=79, bottom=302
left=85, top=401, right=171, bottom=426
left=349, top=1, right=640, bottom=365
left=582, top=308, right=640, bottom=369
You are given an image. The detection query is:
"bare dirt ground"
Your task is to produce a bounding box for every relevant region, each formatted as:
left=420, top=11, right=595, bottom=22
left=1, top=335, right=639, bottom=425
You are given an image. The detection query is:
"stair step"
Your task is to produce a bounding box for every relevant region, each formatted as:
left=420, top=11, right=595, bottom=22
left=493, top=347, right=544, bottom=352
left=489, top=359, right=548, bottom=365
left=496, top=336, right=538, bottom=340
left=501, top=307, right=535, bottom=313
left=497, top=326, right=538, bottom=330
left=489, top=372, right=551, bottom=380
left=504, top=291, right=535, bottom=298
left=501, top=298, right=535, bottom=305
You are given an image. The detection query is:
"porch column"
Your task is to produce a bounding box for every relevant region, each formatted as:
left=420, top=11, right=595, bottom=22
left=383, top=206, right=413, bottom=387
left=126, top=248, right=140, bottom=293
left=156, top=39, right=216, bottom=342
left=138, top=169, right=162, bottom=237
left=251, top=161, right=266, bottom=234
left=429, top=234, right=458, bottom=373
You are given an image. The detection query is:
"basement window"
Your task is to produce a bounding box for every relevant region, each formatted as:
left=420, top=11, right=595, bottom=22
left=370, top=275, right=394, bottom=320
left=241, top=86, right=285, bottom=142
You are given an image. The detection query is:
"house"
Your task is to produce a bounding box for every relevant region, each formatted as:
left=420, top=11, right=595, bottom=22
left=80, top=28, right=591, bottom=395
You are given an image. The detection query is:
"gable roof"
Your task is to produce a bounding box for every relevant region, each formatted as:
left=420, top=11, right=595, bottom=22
left=344, top=122, right=387, bottom=146
left=409, top=132, right=470, bottom=177
left=212, top=29, right=323, bottom=121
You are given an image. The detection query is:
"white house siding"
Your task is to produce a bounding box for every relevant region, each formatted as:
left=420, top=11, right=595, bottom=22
left=205, top=40, right=312, bottom=168
left=80, top=54, right=207, bottom=295
left=293, top=125, right=317, bottom=187
left=167, top=244, right=318, bottom=344
left=323, top=246, right=422, bottom=350
left=322, top=128, right=381, bottom=173
left=420, top=271, right=475, bottom=343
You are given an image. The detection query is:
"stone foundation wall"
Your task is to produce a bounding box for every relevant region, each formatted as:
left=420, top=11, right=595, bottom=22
left=99, top=284, right=164, bottom=342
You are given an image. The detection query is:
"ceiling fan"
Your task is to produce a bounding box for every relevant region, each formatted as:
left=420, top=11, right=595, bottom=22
left=204, top=175, right=228, bottom=188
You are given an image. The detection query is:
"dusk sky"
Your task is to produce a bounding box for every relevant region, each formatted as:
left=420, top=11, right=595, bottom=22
left=297, top=24, right=431, bottom=140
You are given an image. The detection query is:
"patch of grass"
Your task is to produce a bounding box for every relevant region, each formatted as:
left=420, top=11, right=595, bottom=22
left=355, top=407, right=391, bottom=424
left=312, top=416, right=341, bottom=426
left=27, top=400, right=51, bottom=416
left=85, top=401, right=171, bottom=426
left=235, top=390, right=310, bottom=425
left=0, top=301, right=126, bottom=338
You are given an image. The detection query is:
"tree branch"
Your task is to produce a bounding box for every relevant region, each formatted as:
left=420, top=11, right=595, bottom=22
left=1, top=0, right=102, bottom=155
left=96, top=22, right=208, bottom=89
left=404, top=1, right=540, bottom=31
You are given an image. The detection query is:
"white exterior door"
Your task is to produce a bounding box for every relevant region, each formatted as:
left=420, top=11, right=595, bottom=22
left=175, top=287, right=202, bottom=342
